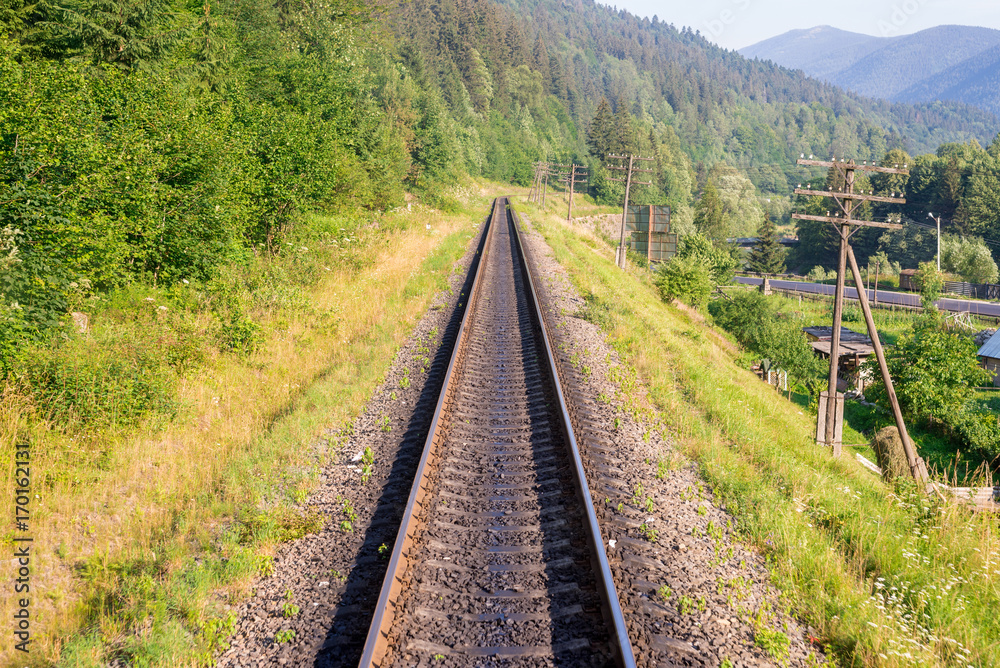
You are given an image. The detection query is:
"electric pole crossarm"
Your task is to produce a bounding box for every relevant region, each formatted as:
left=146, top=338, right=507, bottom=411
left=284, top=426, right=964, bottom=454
left=796, top=159, right=910, bottom=175
left=607, top=166, right=654, bottom=173
left=791, top=214, right=902, bottom=230
left=793, top=189, right=906, bottom=204
left=607, top=178, right=653, bottom=186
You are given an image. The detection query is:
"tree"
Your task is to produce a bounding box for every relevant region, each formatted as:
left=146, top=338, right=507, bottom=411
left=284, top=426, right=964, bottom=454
left=693, top=182, right=725, bottom=239
left=940, top=235, right=999, bottom=284
left=676, top=232, right=739, bottom=284
left=862, top=319, right=992, bottom=425
left=748, top=213, right=785, bottom=274
left=612, top=96, right=634, bottom=154
left=586, top=96, right=614, bottom=159
left=655, top=256, right=712, bottom=309
left=708, top=291, right=823, bottom=386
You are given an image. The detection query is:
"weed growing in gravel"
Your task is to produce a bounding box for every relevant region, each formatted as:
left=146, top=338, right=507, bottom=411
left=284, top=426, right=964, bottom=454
left=400, top=368, right=411, bottom=389
left=597, top=392, right=611, bottom=403
left=721, top=659, right=734, bottom=668
left=281, top=601, right=300, bottom=618
left=697, top=505, right=707, bottom=516
left=379, top=414, right=392, bottom=432
left=639, top=522, right=658, bottom=542
left=389, top=391, right=397, bottom=401
left=691, top=525, right=703, bottom=538
left=378, top=543, right=390, bottom=559
left=754, top=626, right=791, bottom=663
left=707, top=520, right=722, bottom=541
left=644, top=497, right=654, bottom=513
left=678, top=595, right=694, bottom=614
left=337, top=496, right=358, bottom=525
left=361, top=447, right=374, bottom=483
left=697, top=596, right=707, bottom=612
left=657, top=585, right=673, bottom=600
left=632, top=482, right=643, bottom=505
left=339, top=520, right=353, bottom=533
left=274, top=630, right=296, bottom=644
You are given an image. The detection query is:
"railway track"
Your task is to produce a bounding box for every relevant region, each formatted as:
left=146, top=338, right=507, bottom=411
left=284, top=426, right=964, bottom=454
left=359, top=197, right=636, bottom=667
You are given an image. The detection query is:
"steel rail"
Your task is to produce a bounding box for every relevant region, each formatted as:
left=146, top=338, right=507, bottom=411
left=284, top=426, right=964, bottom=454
left=508, top=201, right=637, bottom=668
left=357, top=197, right=636, bottom=667
left=357, top=198, right=499, bottom=667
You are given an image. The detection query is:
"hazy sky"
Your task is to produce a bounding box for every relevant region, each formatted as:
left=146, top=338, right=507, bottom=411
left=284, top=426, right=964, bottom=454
left=608, top=0, right=1000, bottom=50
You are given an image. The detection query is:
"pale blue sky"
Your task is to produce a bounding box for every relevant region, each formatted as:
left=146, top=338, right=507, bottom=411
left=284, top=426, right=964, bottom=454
left=607, top=0, right=1000, bottom=50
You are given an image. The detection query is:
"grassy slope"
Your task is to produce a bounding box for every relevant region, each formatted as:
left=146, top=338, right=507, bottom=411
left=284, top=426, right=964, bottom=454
left=523, top=201, right=1000, bottom=667
left=0, top=183, right=504, bottom=667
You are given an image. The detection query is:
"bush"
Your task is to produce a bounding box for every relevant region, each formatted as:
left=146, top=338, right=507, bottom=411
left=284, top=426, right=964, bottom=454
left=807, top=266, right=828, bottom=282
left=655, top=257, right=713, bottom=309
left=945, top=407, right=1000, bottom=459
left=676, top=233, right=739, bottom=285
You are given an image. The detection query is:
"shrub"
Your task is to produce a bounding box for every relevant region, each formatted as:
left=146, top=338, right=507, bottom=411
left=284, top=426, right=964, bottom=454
left=655, top=256, right=713, bottom=309
left=946, top=406, right=1000, bottom=459
left=807, top=265, right=828, bottom=283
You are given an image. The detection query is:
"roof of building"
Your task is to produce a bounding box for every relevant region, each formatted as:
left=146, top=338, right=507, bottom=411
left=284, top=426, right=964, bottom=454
left=810, top=340, right=876, bottom=359
left=979, top=331, right=1000, bottom=359
left=802, top=326, right=873, bottom=344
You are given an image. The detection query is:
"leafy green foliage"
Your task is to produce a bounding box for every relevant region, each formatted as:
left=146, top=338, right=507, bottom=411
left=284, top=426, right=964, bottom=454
left=941, top=234, right=999, bottom=284
left=946, top=405, right=1000, bottom=458
left=915, top=261, right=944, bottom=310
left=655, top=257, right=713, bottom=310
left=709, top=292, right=824, bottom=385
left=862, top=317, right=992, bottom=424
left=15, top=330, right=177, bottom=430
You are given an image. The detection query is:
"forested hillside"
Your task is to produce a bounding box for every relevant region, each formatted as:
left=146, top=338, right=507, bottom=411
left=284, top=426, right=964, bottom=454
left=3, top=0, right=1000, bottom=369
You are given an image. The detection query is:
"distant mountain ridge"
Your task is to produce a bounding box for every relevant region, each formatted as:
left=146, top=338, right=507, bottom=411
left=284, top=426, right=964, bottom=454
left=740, top=25, right=1000, bottom=116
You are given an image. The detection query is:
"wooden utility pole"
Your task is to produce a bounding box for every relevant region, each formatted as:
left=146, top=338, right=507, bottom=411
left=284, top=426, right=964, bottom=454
left=607, top=154, right=654, bottom=269
left=561, top=164, right=588, bottom=222
left=793, top=157, right=928, bottom=487
left=528, top=161, right=547, bottom=203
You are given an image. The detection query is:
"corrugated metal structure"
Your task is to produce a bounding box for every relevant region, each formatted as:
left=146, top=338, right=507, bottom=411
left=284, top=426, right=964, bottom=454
left=625, top=205, right=677, bottom=263
left=978, top=332, right=1000, bottom=387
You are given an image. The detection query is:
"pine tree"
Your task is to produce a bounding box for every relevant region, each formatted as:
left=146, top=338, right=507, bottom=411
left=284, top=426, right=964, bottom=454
left=612, top=96, right=634, bottom=154
left=586, top=96, right=614, bottom=159
left=748, top=213, right=786, bottom=275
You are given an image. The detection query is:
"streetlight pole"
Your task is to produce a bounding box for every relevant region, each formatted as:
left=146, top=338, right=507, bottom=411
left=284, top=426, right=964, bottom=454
left=929, top=212, right=941, bottom=271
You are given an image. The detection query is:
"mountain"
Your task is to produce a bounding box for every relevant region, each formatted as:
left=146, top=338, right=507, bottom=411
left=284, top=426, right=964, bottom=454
left=739, top=26, right=884, bottom=81
left=895, top=44, right=1000, bottom=116
left=740, top=25, right=1000, bottom=116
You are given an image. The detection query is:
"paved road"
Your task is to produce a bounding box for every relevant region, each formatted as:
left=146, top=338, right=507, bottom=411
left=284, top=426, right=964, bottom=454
left=735, top=276, right=1000, bottom=319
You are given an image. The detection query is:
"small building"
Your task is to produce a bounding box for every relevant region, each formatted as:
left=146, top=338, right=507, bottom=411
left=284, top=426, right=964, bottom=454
left=803, top=326, right=877, bottom=391
left=899, top=269, right=918, bottom=292
left=979, top=332, right=1000, bottom=388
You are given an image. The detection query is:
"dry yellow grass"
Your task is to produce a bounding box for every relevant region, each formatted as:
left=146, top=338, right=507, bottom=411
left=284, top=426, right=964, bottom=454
left=0, top=182, right=516, bottom=666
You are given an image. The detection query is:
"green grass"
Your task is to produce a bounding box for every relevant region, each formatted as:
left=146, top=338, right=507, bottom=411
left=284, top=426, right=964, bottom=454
left=526, top=204, right=1000, bottom=668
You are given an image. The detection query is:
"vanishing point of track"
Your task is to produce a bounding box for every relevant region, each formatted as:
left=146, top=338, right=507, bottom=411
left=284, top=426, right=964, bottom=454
left=358, top=198, right=636, bottom=667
